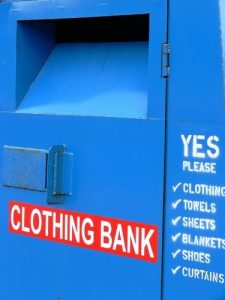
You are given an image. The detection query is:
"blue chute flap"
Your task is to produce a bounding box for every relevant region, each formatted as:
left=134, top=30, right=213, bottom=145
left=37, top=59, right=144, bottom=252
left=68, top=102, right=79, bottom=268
left=17, top=41, right=149, bottom=118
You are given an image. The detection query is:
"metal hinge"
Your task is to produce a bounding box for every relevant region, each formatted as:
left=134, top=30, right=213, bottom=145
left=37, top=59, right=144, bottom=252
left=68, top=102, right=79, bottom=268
left=161, top=43, right=171, bottom=78
left=47, top=145, right=73, bottom=204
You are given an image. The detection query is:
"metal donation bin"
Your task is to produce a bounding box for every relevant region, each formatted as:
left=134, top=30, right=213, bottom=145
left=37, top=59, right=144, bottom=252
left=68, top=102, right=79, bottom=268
left=0, top=0, right=166, bottom=299
left=1, top=0, right=225, bottom=300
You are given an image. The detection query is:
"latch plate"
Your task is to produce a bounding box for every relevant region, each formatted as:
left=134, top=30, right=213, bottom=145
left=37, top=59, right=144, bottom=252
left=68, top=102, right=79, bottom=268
left=3, top=144, right=73, bottom=204
left=162, top=43, right=171, bottom=78
left=3, top=146, right=47, bottom=191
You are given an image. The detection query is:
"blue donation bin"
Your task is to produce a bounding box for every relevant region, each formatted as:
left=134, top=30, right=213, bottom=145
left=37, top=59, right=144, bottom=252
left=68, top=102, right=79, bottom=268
left=1, top=0, right=225, bottom=299
left=0, top=0, right=167, bottom=299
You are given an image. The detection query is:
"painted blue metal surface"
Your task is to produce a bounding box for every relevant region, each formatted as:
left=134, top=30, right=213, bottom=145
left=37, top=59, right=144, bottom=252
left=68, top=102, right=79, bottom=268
left=3, top=146, right=47, bottom=191
left=16, top=21, right=55, bottom=107
left=18, top=42, right=149, bottom=118
left=0, top=0, right=167, bottom=119
left=4, top=0, right=225, bottom=299
left=0, top=1, right=167, bottom=300
left=163, top=0, right=225, bottom=299
left=0, top=114, right=166, bottom=300
left=220, top=0, right=225, bottom=95
left=167, top=0, right=224, bottom=123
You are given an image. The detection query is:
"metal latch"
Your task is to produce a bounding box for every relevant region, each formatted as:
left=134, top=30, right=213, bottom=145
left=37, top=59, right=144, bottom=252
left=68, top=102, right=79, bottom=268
left=3, top=144, right=73, bottom=205
left=161, top=43, right=171, bottom=78
left=47, top=145, right=73, bottom=204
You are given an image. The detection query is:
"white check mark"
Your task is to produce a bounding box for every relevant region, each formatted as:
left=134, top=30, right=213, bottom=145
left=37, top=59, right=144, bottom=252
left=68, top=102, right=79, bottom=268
left=171, top=233, right=181, bottom=242
left=172, top=216, right=182, bottom=226
left=172, top=266, right=181, bottom=275
left=172, top=249, right=182, bottom=259
left=172, top=199, right=182, bottom=209
left=173, top=182, right=182, bottom=192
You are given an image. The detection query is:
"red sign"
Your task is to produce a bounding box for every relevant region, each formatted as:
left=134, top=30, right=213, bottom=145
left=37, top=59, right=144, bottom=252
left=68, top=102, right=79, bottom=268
left=9, top=201, right=158, bottom=262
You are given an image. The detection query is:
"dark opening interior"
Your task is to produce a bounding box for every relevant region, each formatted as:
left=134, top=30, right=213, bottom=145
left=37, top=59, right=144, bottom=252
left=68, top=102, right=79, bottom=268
left=16, top=14, right=150, bottom=118
left=55, top=14, right=149, bottom=43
